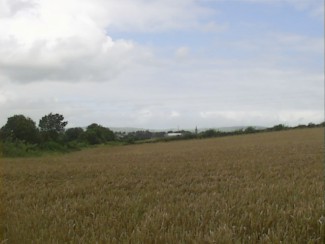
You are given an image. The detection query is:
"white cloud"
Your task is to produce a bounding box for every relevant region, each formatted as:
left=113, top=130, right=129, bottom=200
left=175, top=46, right=190, bottom=59
left=0, top=0, right=218, bottom=84
left=227, top=31, right=324, bottom=58
left=0, top=0, right=323, bottom=129
left=0, top=90, right=11, bottom=105
left=206, top=0, right=324, bottom=19
left=200, top=21, right=228, bottom=32
left=101, top=0, right=214, bottom=32
left=170, top=111, right=180, bottom=118
left=310, top=3, right=324, bottom=18
left=199, top=110, right=324, bottom=127
left=0, top=0, right=148, bottom=83
left=271, top=33, right=324, bottom=54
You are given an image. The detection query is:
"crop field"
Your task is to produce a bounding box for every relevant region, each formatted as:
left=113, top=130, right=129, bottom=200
left=0, top=128, right=324, bottom=243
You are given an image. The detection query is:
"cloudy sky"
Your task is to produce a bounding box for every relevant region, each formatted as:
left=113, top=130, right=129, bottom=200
left=0, top=0, right=324, bottom=130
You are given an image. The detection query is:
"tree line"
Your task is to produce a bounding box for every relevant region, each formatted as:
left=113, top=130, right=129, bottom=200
left=0, top=113, right=115, bottom=157
left=0, top=113, right=324, bottom=157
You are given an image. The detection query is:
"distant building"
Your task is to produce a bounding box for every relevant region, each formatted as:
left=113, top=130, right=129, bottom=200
left=166, top=132, right=183, bottom=137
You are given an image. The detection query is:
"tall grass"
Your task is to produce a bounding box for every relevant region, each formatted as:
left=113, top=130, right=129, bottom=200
left=0, top=128, right=324, bottom=243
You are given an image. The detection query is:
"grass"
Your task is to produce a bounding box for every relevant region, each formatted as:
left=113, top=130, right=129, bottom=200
left=0, top=128, right=324, bottom=243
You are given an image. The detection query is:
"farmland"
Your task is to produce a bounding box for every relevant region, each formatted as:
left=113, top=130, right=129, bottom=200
left=0, top=128, right=324, bottom=243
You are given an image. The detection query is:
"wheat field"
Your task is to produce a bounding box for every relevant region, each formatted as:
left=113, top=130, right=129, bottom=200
left=0, top=128, right=324, bottom=243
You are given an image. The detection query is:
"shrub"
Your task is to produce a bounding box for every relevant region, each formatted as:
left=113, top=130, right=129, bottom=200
left=244, top=126, right=256, bottom=133
left=200, top=129, right=219, bottom=138
left=66, top=140, right=88, bottom=150
left=65, top=127, right=84, bottom=142
left=270, top=124, right=287, bottom=131
left=0, top=115, right=40, bottom=144
left=40, top=141, right=67, bottom=152
left=83, top=124, right=115, bottom=145
left=0, top=140, right=39, bottom=157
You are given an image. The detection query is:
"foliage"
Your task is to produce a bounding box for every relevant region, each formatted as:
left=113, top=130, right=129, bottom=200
left=83, top=123, right=115, bottom=145
left=123, top=130, right=165, bottom=142
left=39, top=113, right=68, bottom=141
left=0, top=139, right=39, bottom=157
left=0, top=115, right=40, bottom=144
left=39, top=140, right=67, bottom=152
left=199, top=129, right=220, bottom=138
left=180, top=131, right=196, bottom=139
left=0, top=112, right=324, bottom=157
left=307, top=122, right=316, bottom=128
left=65, top=127, right=84, bottom=142
left=66, top=140, right=88, bottom=150
left=269, top=124, right=287, bottom=131
left=244, top=126, right=257, bottom=133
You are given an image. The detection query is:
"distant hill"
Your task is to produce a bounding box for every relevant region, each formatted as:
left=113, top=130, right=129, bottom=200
left=181, top=126, right=266, bottom=133
left=210, top=126, right=267, bottom=132
left=108, top=127, right=147, bottom=133
left=108, top=126, right=267, bottom=133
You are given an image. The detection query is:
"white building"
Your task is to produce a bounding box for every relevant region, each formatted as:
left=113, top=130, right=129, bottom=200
left=166, top=132, right=183, bottom=137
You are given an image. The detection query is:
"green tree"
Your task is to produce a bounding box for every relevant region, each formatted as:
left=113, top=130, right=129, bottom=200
left=200, top=129, right=219, bottom=138
left=270, top=124, right=287, bottom=131
left=307, top=122, right=316, bottom=128
left=83, top=123, right=115, bottom=145
left=244, top=126, right=256, bottom=134
left=65, top=127, right=84, bottom=142
left=39, top=113, right=68, bottom=141
left=0, top=115, right=40, bottom=144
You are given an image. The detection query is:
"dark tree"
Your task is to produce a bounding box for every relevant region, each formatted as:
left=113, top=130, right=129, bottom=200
left=83, top=123, right=115, bottom=145
left=39, top=113, right=68, bottom=141
left=200, top=129, right=219, bottom=138
left=65, top=127, right=84, bottom=141
left=0, top=115, right=40, bottom=144
left=270, top=124, right=287, bottom=131
left=244, top=126, right=256, bottom=133
left=307, top=123, right=316, bottom=128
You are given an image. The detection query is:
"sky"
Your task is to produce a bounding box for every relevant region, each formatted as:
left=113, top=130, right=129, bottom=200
left=0, top=0, right=324, bottom=130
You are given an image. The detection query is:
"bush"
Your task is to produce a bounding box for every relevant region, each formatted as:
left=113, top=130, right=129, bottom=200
left=0, top=115, right=40, bottom=144
left=66, top=140, right=88, bottom=150
left=82, top=130, right=102, bottom=145
left=307, top=123, right=316, bottom=128
left=244, top=127, right=256, bottom=133
left=269, top=124, right=287, bottom=131
left=40, top=141, right=67, bottom=152
left=65, top=127, right=84, bottom=142
left=83, top=124, right=115, bottom=145
left=200, top=129, right=219, bottom=138
left=0, top=140, right=39, bottom=157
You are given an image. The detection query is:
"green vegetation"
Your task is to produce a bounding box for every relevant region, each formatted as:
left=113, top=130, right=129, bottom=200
left=0, top=113, right=324, bottom=157
left=82, top=123, right=115, bottom=145
left=0, top=115, right=40, bottom=144
left=39, top=113, right=68, bottom=142
left=0, top=114, right=115, bottom=157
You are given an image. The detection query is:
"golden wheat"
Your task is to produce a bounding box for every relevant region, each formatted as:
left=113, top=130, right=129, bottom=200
left=0, top=128, right=324, bottom=243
